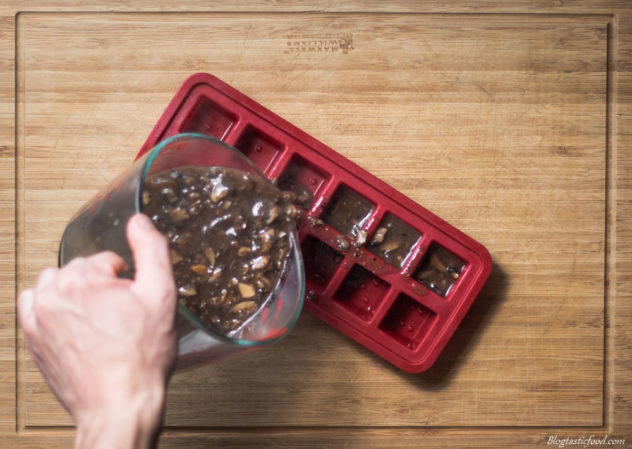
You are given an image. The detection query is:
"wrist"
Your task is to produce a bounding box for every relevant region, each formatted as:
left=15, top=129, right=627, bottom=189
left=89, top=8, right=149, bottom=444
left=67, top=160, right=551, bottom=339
left=74, top=381, right=166, bottom=449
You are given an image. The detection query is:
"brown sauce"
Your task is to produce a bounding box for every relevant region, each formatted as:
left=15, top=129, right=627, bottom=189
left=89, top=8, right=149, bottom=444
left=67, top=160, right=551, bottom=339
left=143, top=166, right=298, bottom=334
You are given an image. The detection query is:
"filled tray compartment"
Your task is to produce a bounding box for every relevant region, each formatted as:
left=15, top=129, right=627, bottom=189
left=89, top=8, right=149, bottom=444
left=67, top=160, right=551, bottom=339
left=367, top=212, right=423, bottom=269
left=138, top=73, right=492, bottom=373
left=413, top=242, right=467, bottom=297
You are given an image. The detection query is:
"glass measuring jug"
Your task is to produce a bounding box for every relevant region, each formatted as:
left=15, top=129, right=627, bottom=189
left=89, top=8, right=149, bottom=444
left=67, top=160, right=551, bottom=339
left=59, top=133, right=305, bottom=369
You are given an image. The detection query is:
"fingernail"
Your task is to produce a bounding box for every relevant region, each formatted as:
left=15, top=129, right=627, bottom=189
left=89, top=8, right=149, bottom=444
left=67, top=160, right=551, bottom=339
left=134, top=213, right=153, bottom=229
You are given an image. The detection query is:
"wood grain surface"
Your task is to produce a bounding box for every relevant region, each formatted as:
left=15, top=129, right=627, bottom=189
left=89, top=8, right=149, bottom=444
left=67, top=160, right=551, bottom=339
left=1, top=1, right=631, bottom=448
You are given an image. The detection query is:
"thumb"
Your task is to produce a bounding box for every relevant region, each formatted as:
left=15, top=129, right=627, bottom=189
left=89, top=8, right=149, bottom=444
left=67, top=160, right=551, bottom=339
left=126, top=214, right=175, bottom=303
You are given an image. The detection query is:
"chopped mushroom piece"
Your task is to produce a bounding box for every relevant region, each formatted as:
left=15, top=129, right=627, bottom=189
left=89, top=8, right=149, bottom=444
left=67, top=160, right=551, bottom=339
left=370, top=227, right=387, bottom=245
left=208, top=267, right=223, bottom=283
left=142, top=191, right=151, bottom=206
left=178, top=285, right=197, bottom=296
left=251, top=255, right=270, bottom=270
left=336, top=236, right=351, bottom=251
left=380, top=240, right=400, bottom=252
left=204, top=248, right=216, bottom=266
left=170, top=250, right=183, bottom=265
left=211, top=183, right=230, bottom=203
left=238, top=246, right=252, bottom=257
left=190, top=264, right=209, bottom=276
left=168, top=207, right=190, bottom=222
left=354, top=230, right=368, bottom=248
left=238, top=283, right=256, bottom=298
left=230, top=301, right=257, bottom=314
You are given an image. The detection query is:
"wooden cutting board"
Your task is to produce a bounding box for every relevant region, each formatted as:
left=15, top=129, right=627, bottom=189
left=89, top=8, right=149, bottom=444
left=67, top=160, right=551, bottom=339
left=1, top=2, right=631, bottom=448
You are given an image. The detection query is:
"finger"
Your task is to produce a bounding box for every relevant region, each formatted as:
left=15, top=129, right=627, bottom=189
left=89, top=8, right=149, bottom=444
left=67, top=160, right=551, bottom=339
left=126, top=214, right=175, bottom=302
left=87, top=251, right=126, bottom=277
left=36, top=267, right=59, bottom=289
left=56, top=261, right=89, bottom=297
left=17, top=289, right=38, bottom=336
left=64, top=256, right=87, bottom=269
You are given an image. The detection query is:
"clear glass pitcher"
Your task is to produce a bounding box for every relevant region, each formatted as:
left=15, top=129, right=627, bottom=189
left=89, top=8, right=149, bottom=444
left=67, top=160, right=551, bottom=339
left=59, top=133, right=305, bottom=370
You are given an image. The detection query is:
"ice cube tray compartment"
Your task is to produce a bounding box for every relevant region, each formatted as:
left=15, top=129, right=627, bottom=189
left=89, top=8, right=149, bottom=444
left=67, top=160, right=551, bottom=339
left=333, top=265, right=391, bottom=323
left=368, top=212, right=423, bottom=269
left=277, top=155, right=330, bottom=210
left=413, top=243, right=467, bottom=298
left=233, top=126, right=284, bottom=173
left=379, top=293, right=437, bottom=351
left=180, top=97, right=237, bottom=140
left=139, top=73, right=492, bottom=373
left=301, top=235, right=344, bottom=292
left=320, top=184, right=376, bottom=237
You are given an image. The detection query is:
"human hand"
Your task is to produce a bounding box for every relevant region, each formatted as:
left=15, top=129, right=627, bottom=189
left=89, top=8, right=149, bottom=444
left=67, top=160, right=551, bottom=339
left=18, top=214, right=177, bottom=449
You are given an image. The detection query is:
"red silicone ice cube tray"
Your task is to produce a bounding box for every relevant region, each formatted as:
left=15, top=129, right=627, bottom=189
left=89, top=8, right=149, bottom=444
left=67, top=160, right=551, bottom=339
left=137, top=73, right=492, bottom=373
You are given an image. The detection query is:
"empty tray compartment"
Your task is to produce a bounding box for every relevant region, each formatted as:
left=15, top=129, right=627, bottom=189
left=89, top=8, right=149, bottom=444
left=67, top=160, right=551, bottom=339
left=180, top=97, right=237, bottom=139
left=234, top=126, right=284, bottom=173
left=333, top=265, right=390, bottom=321
left=368, top=213, right=422, bottom=269
left=379, top=294, right=437, bottom=350
left=413, top=243, right=466, bottom=297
